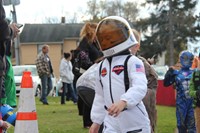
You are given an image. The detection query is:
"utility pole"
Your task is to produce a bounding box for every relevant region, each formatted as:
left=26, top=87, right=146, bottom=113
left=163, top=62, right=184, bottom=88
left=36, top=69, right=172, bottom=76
left=3, top=0, right=20, bottom=65
left=168, top=0, right=174, bottom=66
left=11, top=4, right=20, bottom=65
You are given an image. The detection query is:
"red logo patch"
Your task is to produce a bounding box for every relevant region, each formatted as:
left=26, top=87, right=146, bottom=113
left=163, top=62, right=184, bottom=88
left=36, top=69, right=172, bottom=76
left=112, top=65, right=124, bottom=75
left=101, top=68, right=107, bottom=77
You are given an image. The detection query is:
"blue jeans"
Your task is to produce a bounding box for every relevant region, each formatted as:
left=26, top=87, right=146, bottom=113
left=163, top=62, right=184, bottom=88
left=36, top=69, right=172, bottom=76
left=40, top=74, right=52, bottom=103
left=61, top=82, right=77, bottom=104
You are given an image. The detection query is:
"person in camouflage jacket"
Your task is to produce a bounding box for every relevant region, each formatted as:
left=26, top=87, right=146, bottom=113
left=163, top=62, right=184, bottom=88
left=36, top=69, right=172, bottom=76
left=35, top=44, right=53, bottom=105
left=189, top=61, right=200, bottom=133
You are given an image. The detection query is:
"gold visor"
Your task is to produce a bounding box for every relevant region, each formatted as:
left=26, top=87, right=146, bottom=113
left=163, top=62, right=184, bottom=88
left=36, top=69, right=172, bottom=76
left=96, top=19, right=130, bottom=50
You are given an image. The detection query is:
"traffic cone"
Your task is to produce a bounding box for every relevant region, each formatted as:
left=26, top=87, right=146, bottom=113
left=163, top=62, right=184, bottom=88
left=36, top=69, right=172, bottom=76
left=14, top=71, right=38, bottom=133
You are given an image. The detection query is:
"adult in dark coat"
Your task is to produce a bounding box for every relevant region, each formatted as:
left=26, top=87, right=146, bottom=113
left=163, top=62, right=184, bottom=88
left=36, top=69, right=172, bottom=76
left=73, top=22, right=103, bottom=128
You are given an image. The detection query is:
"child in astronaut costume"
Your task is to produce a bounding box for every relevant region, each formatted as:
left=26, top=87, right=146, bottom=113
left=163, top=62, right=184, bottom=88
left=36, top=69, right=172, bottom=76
left=89, top=16, right=150, bottom=133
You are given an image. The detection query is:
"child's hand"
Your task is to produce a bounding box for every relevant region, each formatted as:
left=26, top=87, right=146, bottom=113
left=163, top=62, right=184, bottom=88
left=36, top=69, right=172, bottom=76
left=9, top=23, right=20, bottom=38
left=89, top=123, right=100, bottom=133
left=107, top=100, right=127, bottom=117
left=0, top=120, right=9, bottom=129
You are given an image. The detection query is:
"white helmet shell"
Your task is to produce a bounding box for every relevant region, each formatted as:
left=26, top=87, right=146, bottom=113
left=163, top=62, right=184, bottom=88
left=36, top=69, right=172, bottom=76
left=96, top=16, right=138, bottom=57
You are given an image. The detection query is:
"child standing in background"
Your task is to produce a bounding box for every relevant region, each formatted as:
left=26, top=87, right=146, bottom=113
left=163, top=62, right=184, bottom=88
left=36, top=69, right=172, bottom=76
left=59, top=52, right=77, bottom=105
left=164, top=50, right=196, bottom=133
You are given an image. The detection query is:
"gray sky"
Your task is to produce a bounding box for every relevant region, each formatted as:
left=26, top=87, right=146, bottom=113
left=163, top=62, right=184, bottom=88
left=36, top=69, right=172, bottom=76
left=3, top=0, right=199, bottom=24
left=3, top=0, right=146, bottom=24
left=3, top=0, right=200, bottom=54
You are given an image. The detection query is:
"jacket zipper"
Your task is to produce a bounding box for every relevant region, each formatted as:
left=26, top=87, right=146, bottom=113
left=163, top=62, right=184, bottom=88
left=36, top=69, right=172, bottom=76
left=136, top=104, right=145, bottom=115
left=108, top=58, right=114, bottom=103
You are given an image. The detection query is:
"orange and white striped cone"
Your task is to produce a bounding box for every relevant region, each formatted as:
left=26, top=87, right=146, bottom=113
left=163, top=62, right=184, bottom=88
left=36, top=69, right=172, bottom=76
left=14, top=71, right=38, bottom=133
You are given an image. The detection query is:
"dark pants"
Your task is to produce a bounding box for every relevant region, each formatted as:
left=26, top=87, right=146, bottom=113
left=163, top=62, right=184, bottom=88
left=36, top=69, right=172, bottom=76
left=77, top=86, right=94, bottom=127
left=73, top=75, right=81, bottom=114
left=40, top=74, right=52, bottom=103
left=77, top=96, right=92, bottom=127
left=77, top=86, right=103, bottom=132
left=82, top=101, right=92, bottom=127
left=61, top=82, right=77, bottom=104
left=0, top=56, right=6, bottom=102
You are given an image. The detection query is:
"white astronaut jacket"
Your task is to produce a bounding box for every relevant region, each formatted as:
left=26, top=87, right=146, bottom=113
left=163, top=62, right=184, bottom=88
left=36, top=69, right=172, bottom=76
left=91, top=54, right=150, bottom=132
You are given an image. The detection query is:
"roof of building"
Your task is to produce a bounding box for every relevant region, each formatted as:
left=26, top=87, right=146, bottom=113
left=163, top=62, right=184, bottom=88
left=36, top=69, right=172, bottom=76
left=20, top=23, right=84, bottom=43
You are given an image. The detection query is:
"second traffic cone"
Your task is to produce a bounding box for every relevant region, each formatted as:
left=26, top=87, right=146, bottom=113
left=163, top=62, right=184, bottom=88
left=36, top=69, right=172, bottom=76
left=14, top=71, right=38, bottom=133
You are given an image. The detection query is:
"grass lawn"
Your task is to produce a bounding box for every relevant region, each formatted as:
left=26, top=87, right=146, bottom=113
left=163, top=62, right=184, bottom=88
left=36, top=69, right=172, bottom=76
left=7, top=96, right=176, bottom=133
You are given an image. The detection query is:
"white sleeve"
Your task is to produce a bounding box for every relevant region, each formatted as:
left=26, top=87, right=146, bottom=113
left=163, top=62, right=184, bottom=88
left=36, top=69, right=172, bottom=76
left=120, top=56, right=147, bottom=108
left=59, top=60, right=67, bottom=78
left=90, top=63, right=106, bottom=125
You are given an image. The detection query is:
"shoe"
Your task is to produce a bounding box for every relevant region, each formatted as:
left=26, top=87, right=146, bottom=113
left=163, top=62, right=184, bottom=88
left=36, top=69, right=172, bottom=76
left=73, top=102, right=77, bottom=105
left=40, top=99, right=49, bottom=105
left=61, top=103, right=65, bottom=105
left=66, top=98, right=70, bottom=101
left=40, top=99, right=45, bottom=103
left=43, top=102, right=49, bottom=105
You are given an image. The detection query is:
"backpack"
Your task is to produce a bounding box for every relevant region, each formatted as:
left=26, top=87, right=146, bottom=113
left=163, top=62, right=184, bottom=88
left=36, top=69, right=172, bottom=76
left=72, top=49, right=94, bottom=77
left=99, top=55, right=132, bottom=91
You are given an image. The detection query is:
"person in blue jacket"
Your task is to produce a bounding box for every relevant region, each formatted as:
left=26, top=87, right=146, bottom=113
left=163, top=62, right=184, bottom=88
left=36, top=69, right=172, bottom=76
left=164, top=50, right=196, bottom=133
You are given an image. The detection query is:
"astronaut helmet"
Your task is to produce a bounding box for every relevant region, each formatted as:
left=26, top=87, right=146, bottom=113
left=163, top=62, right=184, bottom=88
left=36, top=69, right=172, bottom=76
left=179, top=50, right=194, bottom=69
left=95, top=16, right=138, bottom=57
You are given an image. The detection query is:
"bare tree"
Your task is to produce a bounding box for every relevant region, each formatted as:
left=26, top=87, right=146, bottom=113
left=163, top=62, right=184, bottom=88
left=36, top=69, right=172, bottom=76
left=115, top=0, right=123, bottom=16
left=86, top=0, right=139, bottom=23
left=105, top=1, right=118, bottom=16
left=87, top=0, right=100, bottom=22
left=123, top=2, right=139, bottom=22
